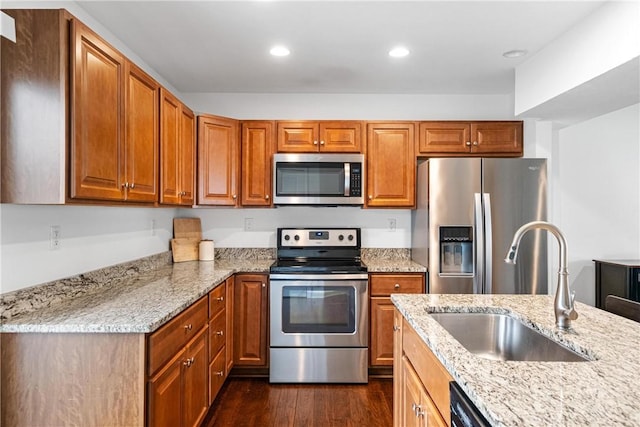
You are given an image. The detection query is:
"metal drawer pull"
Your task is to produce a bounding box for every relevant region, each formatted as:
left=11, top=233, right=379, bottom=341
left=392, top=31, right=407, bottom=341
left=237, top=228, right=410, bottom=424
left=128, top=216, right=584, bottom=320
left=184, top=324, right=192, bottom=331
left=394, top=284, right=400, bottom=289
left=216, top=296, right=224, bottom=302
left=183, top=357, right=194, bottom=367
left=216, top=330, right=224, bottom=336
left=393, top=325, right=400, bottom=331
left=215, top=371, right=224, bottom=377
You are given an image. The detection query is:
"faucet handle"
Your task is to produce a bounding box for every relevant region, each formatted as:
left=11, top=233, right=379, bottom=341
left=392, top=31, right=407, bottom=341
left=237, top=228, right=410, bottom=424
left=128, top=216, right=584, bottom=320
left=566, top=290, right=579, bottom=320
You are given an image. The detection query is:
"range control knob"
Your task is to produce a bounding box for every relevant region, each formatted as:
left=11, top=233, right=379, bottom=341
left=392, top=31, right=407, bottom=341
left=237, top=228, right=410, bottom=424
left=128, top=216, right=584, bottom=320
left=294, top=235, right=300, bottom=241
left=348, top=234, right=354, bottom=241
left=338, top=235, right=344, bottom=241
left=284, top=235, right=290, bottom=241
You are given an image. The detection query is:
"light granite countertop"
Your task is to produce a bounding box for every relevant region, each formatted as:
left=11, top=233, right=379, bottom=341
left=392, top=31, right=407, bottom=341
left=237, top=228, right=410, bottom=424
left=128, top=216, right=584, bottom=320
left=0, top=259, right=274, bottom=334
left=363, top=259, right=427, bottom=273
left=391, top=294, right=640, bottom=427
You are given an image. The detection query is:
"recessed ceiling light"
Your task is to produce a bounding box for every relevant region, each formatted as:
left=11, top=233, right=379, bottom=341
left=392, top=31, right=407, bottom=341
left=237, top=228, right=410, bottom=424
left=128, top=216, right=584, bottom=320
left=502, top=49, right=528, bottom=58
left=389, top=46, right=410, bottom=58
left=270, top=45, right=290, bottom=57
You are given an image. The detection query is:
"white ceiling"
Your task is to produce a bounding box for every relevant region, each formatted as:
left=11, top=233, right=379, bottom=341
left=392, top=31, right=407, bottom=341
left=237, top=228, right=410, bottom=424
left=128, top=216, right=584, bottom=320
left=76, top=1, right=606, bottom=95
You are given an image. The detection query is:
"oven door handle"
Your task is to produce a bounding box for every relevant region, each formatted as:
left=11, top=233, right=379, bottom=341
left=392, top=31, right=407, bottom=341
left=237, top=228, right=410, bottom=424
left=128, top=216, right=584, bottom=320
left=269, top=273, right=369, bottom=281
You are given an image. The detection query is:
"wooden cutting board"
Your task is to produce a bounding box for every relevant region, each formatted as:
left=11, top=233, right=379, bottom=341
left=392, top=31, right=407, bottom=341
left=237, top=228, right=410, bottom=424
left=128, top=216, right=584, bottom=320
left=172, top=218, right=202, bottom=262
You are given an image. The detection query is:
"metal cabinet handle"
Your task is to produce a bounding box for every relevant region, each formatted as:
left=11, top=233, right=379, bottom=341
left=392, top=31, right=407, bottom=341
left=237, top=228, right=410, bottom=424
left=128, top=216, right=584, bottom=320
left=232, top=194, right=237, bottom=199
left=320, top=140, right=325, bottom=145
left=216, top=296, right=224, bottom=302
left=121, top=182, right=129, bottom=189
left=412, top=403, right=418, bottom=414
left=265, top=195, right=270, bottom=200
left=466, top=141, right=471, bottom=146
left=472, top=141, right=478, bottom=146
left=183, top=357, right=194, bottom=367
left=184, top=324, right=192, bottom=331
left=262, top=283, right=266, bottom=288
left=368, top=195, right=373, bottom=200
left=216, top=330, right=224, bottom=336
left=130, top=182, right=135, bottom=189
left=416, top=405, right=425, bottom=418
left=393, top=325, right=400, bottom=331
left=215, top=370, right=224, bottom=377
left=394, top=284, right=400, bottom=289
left=313, top=140, right=318, bottom=145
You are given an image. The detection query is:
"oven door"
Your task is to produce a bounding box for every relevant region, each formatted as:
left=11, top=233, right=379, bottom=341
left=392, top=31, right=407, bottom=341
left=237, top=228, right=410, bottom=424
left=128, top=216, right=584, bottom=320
left=270, top=275, right=368, bottom=348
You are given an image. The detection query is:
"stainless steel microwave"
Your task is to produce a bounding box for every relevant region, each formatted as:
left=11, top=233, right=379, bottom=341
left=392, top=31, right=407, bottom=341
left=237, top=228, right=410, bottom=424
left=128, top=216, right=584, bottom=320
left=273, top=153, right=365, bottom=205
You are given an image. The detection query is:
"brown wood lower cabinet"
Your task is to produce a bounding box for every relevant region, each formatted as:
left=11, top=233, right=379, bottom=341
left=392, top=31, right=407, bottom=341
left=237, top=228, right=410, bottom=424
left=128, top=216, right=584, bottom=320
left=394, top=309, right=453, bottom=427
left=370, top=273, right=425, bottom=367
left=233, top=274, right=269, bottom=368
left=148, top=296, right=209, bottom=427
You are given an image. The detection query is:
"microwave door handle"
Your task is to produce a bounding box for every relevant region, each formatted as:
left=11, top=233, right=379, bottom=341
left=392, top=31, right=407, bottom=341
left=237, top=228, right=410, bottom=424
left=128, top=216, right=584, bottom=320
left=344, top=163, right=350, bottom=196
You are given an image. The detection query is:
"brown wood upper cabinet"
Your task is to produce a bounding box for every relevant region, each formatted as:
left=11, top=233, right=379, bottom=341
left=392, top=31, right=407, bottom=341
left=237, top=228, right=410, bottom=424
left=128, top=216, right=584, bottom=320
left=241, top=121, right=275, bottom=206
left=160, top=89, right=195, bottom=206
left=277, top=121, right=362, bottom=152
left=418, top=121, right=523, bottom=157
left=70, top=19, right=161, bottom=203
left=366, top=122, right=416, bottom=208
left=197, top=114, right=240, bottom=206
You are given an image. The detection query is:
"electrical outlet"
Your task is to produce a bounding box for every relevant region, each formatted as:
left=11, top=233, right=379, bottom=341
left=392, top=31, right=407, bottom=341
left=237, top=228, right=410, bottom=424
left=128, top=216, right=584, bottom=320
left=50, top=225, right=61, bottom=250
left=244, top=217, right=254, bottom=231
left=388, top=218, right=397, bottom=232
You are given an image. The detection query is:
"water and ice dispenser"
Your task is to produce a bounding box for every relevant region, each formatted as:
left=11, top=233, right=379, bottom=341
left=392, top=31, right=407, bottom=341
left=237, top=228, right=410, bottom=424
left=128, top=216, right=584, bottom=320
left=439, top=226, right=473, bottom=275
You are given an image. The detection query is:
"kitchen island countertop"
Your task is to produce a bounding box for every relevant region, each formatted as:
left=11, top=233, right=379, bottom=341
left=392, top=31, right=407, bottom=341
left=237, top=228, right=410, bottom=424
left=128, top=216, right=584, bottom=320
left=391, top=293, right=640, bottom=427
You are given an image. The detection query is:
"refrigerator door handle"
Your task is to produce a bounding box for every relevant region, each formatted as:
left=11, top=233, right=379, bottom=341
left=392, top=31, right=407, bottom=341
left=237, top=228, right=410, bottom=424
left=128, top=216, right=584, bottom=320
left=483, top=193, right=493, bottom=294
left=473, top=193, right=484, bottom=294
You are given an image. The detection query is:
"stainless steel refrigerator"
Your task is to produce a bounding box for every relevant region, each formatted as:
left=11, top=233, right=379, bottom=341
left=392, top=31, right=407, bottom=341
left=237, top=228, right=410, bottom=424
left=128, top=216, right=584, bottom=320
left=411, top=158, right=548, bottom=294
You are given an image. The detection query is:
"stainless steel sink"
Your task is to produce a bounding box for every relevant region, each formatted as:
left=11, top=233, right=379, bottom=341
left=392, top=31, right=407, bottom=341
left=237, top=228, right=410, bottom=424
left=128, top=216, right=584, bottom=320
left=429, top=312, right=590, bottom=362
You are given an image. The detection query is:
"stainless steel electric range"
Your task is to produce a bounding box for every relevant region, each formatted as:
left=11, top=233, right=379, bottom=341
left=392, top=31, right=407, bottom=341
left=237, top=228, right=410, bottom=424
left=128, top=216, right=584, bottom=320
left=269, top=227, right=368, bottom=383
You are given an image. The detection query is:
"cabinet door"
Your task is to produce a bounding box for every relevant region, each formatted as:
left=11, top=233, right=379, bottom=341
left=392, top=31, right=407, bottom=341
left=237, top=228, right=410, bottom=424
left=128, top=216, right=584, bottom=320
left=370, top=297, right=396, bottom=366
left=148, top=348, right=184, bottom=427
left=225, top=277, right=235, bottom=373
left=179, top=107, right=196, bottom=205
left=319, top=121, right=362, bottom=152
left=403, top=357, right=447, bottom=427
left=183, top=326, right=209, bottom=427
left=233, top=274, right=268, bottom=366
left=418, top=122, right=470, bottom=155
left=209, top=346, right=226, bottom=405
left=277, top=121, right=319, bottom=152
left=124, top=61, right=159, bottom=202
left=241, top=121, right=274, bottom=206
left=70, top=19, right=124, bottom=201
left=471, top=122, right=523, bottom=156
left=393, top=309, right=404, bottom=427
left=198, top=114, right=239, bottom=206
left=159, top=88, right=181, bottom=205
left=366, top=123, right=416, bottom=207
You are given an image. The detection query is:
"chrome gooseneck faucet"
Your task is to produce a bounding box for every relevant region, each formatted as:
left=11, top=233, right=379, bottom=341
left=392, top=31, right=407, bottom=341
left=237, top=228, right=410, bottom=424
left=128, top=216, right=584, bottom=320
left=505, top=221, right=578, bottom=330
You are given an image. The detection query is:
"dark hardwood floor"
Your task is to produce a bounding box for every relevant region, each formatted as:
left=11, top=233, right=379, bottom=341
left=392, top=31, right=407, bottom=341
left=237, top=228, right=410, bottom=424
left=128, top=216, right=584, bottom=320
left=201, top=378, right=394, bottom=427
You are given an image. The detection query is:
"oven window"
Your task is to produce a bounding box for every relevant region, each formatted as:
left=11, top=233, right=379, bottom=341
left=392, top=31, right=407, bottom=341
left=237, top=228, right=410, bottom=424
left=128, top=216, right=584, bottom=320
left=282, top=286, right=356, bottom=333
left=276, top=162, right=345, bottom=196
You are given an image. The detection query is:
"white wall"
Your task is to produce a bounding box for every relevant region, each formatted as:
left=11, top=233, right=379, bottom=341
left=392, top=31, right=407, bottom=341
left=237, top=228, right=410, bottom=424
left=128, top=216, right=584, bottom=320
left=183, top=93, right=515, bottom=120
left=515, top=1, right=640, bottom=116
left=554, top=103, right=640, bottom=306
left=0, top=205, right=177, bottom=293
left=183, top=207, right=411, bottom=248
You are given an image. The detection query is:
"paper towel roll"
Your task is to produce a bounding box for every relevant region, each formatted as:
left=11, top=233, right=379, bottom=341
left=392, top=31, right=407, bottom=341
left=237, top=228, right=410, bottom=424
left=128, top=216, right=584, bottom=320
left=199, top=240, right=215, bottom=261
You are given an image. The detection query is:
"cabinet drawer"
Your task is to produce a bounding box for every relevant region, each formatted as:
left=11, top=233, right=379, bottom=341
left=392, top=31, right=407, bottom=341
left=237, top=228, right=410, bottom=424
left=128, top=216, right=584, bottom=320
left=209, top=309, right=226, bottom=361
left=148, top=296, right=208, bottom=376
left=370, top=274, right=424, bottom=296
left=209, top=347, right=226, bottom=405
left=403, top=318, right=453, bottom=422
left=209, top=283, right=226, bottom=318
